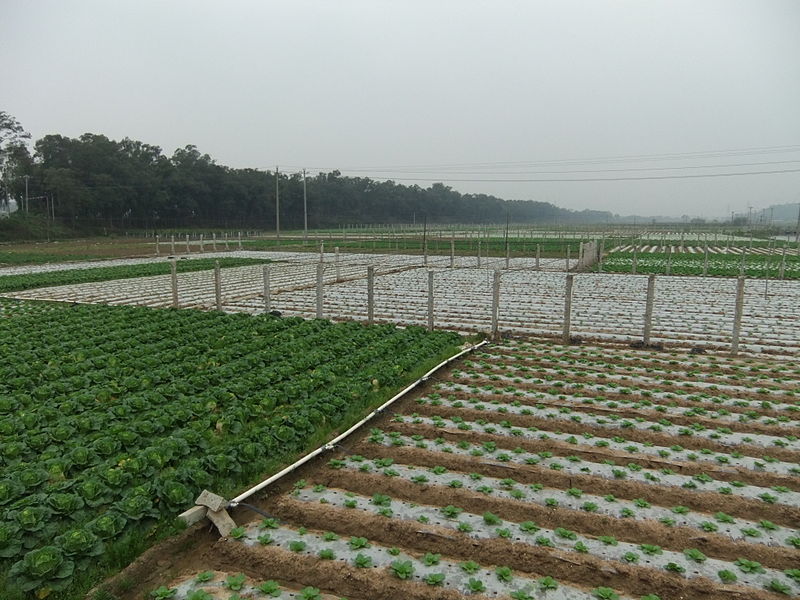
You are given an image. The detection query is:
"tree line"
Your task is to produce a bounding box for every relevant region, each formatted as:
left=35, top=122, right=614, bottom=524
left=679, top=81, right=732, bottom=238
left=1, top=112, right=615, bottom=231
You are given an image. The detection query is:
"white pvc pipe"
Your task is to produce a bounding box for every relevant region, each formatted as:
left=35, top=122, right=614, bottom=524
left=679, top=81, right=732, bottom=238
left=226, top=338, right=489, bottom=507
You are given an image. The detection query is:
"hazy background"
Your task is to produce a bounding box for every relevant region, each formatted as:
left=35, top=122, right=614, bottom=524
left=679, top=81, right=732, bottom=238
left=2, top=0, right=799, bottom=219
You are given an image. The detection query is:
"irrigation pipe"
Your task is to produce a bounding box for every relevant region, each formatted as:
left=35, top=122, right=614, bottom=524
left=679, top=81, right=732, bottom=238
left=180, top=338, right=489, bottom=525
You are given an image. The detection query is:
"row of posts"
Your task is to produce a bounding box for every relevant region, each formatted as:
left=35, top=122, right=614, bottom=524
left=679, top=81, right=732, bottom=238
left=156, top=232, right=244, bottom=256
left=169, top=260, right=749, bottom=357
left=422, top=240, right=548, bottom=271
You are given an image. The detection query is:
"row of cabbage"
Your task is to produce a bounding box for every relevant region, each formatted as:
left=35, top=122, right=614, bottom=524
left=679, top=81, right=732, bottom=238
left=0, top=299, right=461, bottom=596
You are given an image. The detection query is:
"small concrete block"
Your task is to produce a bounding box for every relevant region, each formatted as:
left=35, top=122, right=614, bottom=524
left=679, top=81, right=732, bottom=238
left=195, top=489, right=227, bottom=512
left=178, top=505, right=208, bottom=526
left=207, top=508, right=236, bottom=538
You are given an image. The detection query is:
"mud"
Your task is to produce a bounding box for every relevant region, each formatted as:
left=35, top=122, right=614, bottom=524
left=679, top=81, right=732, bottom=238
left=474, top=353, right=799, bottom=394
left=214, top=540, right=473, bottom=600
left=410, top=402, right=800, bottom=464
left=441, top=378, right=800, bottom=438
left=355, top=443, right=800, bottom=526
left=315, top=457, right=798, bottom=571
left=387, top=421, right=800, bottom=491
left=262, top=496, right=784, bottom=600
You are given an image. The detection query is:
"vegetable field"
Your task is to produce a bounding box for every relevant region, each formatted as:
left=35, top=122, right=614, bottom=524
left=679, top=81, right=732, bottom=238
left=6, top=251, right=800, bottom=357
left=0, top=256, right=271, bottom=294
left=0, top=299, right=462, bottom=597
left=599, top=248, right=800, bottom=279
left=123, top=338, right=800, bottom=600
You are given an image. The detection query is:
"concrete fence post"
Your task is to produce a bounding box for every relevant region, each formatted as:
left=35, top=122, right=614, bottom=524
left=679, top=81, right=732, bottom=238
left=238, top=231, right=242, bottom=250
left=491, top=269, right=501, bottom=340
left=263, top=265, right=271, bottom=312
left=535, top=244, right=540, bottom=271
left=702, top=245, right=709, bottom=276
left=214, top=260, right=222, bottom=310
left=562, top=274, right=575, bottom=344
left=367, top=266, right=375, bottom=325
left=666, top=247, right=672, bottom=276
left=316, top=262, right=324, bottom=319
left=224, top=232, right=230, bottom=251
left=450, top=239, right=455, bottom=268
left=730, top=276, right=746, bottom=356
left=155, top=234, right=160, bottom=256
left=335, top=247, right=341, bottom=281
left=632, top=245, right=638, bottom=274
left=170, top=235, right=175, bottom=255
left=477, top=240, right=482, bottom=268
left=199, top=234, right=205, bottom=253
left=170, top=260, right=178, bottom=307
left=427, top=270, right=434, bottom=331
left=184, top=234, right=190, bottom=253
left=424, top=241, right=428, bottom=267
left=319, top=241, right=325, bottom=263
left=505, top=242, right=510, bottom=270
left=598, top=238, right=604, bottom=273
left=643, top=274, right=656, bottom=345
left=739, top=250, right=746, bottom=277
left=212, top=233, right=217, bottom=251
left=779, top=247, right=786, bottom=280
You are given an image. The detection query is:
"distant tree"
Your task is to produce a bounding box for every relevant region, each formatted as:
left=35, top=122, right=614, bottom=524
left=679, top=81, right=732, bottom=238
left=21, top=128, right=621, bottom=230
left=0, top=111, right=33, bottom=208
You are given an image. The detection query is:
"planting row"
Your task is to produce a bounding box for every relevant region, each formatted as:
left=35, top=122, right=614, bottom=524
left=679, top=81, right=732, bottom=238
left=474, top=347, right=800, bottom=388
left=598, top=251, right=800, bottom=278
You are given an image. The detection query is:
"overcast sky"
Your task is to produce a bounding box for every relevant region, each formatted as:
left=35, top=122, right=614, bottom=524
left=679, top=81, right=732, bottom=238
left=2, top=0, right=799, bottom=219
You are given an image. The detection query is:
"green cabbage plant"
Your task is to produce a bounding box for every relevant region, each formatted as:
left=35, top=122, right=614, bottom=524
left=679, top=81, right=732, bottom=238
left=9, top=546, right=75, bottom=592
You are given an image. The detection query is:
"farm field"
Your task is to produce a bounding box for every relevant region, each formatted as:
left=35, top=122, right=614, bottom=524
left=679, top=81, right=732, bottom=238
left=0, top=256, right=272, bottom=294
left=113, top=338, right=800, bottom=600
left=4, top=251, right=800, bottom=357
left=0, top=299, right=462, bottom=598
left=600, top=248, right=800, bottom=279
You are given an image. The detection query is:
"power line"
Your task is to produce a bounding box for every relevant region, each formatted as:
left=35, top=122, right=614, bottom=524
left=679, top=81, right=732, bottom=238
left=336, top=167, right=800, bottom=183
left=284, top=158, right=800, bottom=176
left=281, top=143, right=800, bottom=172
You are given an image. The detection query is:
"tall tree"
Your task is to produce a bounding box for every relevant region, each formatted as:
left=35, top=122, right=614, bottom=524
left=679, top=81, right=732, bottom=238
left=0, top=111, right=32, bottom=210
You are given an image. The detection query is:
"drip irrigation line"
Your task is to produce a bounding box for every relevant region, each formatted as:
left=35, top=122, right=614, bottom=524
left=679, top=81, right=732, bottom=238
left=170, top=339, right=490, bottom=525
left=235, top=502, right=277, bottom=520
left=225, top=339, right=488, bottom=508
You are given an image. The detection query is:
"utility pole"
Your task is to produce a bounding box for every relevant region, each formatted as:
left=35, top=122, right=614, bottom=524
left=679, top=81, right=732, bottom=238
left=504, top=210, right=510, bottom=269
left=275, top=166, right=280, bottom=241
left=302, top=168, right=308, bottom=244
left=422, top=215, right=428, bottom=265
left=24, top=175, right=29, bottom=213
left=795, top=202, right=800, bottom=244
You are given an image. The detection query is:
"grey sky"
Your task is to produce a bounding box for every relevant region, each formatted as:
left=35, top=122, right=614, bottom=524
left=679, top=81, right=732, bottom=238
left=2, top=0, right=799, bottom=219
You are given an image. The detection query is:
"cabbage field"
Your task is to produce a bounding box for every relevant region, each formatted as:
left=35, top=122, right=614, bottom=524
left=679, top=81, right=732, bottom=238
left=3, top=243, right=799, bottom=600
left=0, top=299, right=462, bottom=597
left=127, top=338, right=800, bottom=600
